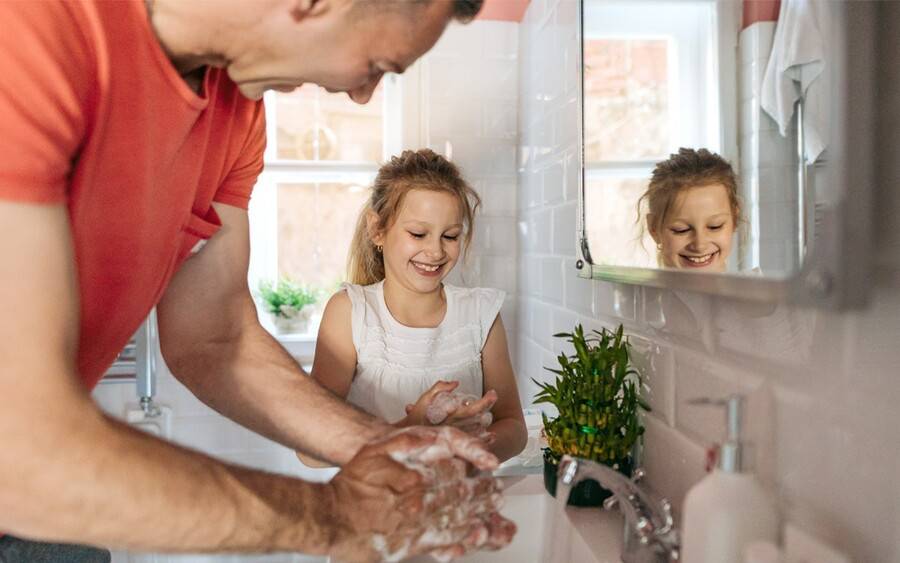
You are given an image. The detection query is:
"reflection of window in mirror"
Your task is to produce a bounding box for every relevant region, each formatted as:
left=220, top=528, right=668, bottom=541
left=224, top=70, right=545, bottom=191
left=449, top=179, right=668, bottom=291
left=582, top=1, right=728, bottom=270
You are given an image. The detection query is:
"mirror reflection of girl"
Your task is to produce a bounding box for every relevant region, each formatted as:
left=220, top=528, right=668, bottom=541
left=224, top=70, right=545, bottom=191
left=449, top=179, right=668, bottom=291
left=639, top=148, right=743, bottom=273
left=306, top=149, right=527, bottom=465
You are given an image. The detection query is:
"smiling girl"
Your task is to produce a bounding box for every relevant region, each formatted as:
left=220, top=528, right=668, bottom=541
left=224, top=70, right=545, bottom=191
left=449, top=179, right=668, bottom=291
left=309, top=149, right=527, bottom=463
left=640, top=148, right=743, bottom=273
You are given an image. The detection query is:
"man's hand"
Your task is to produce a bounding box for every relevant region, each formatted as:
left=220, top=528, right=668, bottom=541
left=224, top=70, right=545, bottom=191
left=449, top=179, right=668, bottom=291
left=324, top=426, right=516, bottom=562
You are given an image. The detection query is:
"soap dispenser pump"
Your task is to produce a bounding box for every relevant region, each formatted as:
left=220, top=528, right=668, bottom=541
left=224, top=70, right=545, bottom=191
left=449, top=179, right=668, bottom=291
left=680, top=395, right=778, bottom=563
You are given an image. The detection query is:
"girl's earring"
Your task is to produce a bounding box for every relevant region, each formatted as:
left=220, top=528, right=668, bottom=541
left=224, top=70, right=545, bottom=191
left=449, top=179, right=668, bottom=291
left=376, top=245, right=383, bottom=254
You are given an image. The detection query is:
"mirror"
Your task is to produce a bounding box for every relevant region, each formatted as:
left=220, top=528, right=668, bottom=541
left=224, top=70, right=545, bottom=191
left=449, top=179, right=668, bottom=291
left=578, top=0, right=865, bottom=291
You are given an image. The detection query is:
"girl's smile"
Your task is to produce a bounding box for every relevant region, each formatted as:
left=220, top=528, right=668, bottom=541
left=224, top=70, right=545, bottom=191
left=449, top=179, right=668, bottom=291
left=411, top=260, right=445, bottom=276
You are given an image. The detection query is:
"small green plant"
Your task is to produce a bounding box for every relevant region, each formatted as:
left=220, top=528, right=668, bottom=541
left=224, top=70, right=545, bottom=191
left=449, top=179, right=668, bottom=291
left=257, top=278, right=318, bottom=318
left=533, top=324, right=649, bottom=467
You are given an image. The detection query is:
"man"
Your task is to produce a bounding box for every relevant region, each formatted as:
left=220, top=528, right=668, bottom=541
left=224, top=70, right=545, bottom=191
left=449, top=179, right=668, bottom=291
left=0, top=0, right=514, bottom=561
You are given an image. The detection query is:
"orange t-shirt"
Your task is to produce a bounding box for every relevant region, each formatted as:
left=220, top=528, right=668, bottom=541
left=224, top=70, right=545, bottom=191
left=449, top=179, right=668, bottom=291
left=0, top=1, right=266, bottom=390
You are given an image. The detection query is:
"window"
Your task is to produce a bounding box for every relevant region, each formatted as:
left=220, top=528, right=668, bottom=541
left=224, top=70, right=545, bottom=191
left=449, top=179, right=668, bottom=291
left=247, top=76, right=409, bottom=333
left=582, top=0, right=721, bottom=267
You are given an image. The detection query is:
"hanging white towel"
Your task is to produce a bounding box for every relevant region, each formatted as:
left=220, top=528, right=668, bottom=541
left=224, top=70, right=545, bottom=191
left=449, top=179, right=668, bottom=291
left=760, top=0, right=829, bottom=162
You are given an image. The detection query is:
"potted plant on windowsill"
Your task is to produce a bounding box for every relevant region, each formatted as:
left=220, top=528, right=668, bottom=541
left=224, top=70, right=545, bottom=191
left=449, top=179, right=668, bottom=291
left=533, top=324, right=649, bottom=507
left=257, top=278, right=318, bottom=334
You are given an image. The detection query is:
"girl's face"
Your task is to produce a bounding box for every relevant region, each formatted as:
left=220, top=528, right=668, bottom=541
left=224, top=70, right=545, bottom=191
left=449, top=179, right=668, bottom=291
left=373, top=189, right=464, bottom=294
left=651, top=183, right=735, bottom=273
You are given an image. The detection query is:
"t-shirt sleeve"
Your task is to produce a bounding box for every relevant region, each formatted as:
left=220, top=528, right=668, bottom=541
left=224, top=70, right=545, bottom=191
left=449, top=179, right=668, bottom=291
left=0, top=2, right=92, bottom=204
left=213, top=101, right=267, bottom=209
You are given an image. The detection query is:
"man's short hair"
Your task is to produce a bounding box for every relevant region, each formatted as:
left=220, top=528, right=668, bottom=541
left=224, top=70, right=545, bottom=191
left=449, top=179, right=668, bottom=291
left=352, top=0, right=485, bottom=23
left=449, top=0, right=484, bottom=22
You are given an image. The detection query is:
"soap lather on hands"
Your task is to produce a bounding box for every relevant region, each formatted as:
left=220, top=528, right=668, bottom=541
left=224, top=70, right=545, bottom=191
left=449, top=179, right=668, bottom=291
left=402, top=380, right=497, bottom=443
left=328, top=426, right=516, bottom=563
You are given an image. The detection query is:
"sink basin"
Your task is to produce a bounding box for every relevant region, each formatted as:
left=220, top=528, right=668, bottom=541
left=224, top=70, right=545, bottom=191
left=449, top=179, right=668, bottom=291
left=459, top=474, right=623, bottom=563
left=111, top=476, right=623, bottom=563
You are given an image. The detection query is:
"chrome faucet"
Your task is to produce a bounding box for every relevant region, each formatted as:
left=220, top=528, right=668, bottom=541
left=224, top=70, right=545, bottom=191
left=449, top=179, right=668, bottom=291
left=558, top=455, right=679, bottom=563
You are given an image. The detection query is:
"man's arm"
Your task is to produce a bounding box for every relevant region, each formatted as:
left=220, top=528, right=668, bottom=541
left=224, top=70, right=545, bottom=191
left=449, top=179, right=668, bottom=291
left=0, top=201, right=335, bottom=553
left=0, top=200, right=508, bottom=560
left=297, top=290, right=358, bottom=467
left=156, top=203, right=388, bottom=466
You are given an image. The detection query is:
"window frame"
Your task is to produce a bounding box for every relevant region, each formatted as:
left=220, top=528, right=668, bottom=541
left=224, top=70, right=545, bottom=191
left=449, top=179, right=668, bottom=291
left=246, top=71, right=422, bottom=352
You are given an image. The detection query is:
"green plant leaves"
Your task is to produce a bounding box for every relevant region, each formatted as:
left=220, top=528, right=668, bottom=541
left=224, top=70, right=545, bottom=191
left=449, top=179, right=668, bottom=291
left=535, top=323, right=649, bottom=466
left=257, top=278, right=319, bottom=317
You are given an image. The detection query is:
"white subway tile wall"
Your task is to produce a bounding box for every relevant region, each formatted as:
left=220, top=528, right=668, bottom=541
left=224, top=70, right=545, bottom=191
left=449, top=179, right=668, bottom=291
left=738, top=23, right=798, bottom=274
left=518, top=2, right=900, bottom=562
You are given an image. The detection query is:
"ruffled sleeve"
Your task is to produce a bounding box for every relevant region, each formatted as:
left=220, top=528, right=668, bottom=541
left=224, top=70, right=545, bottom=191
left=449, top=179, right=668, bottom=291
left=340, top=282, right=367, bottom=353
left=477, top=287, right=506, bottom=349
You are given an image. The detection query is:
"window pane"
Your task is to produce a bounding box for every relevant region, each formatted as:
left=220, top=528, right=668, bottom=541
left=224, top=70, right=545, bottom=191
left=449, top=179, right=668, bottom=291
left=584, top=177, right=657, bottom=268
left=274, top=84, right=383, bottom=162
left=584, top=39, right=669, bottom=162
left=277, top=182, right=371, bottom=288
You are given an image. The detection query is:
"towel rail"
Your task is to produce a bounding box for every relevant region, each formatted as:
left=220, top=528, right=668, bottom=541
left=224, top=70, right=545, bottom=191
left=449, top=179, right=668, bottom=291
left=98, top=314, right=159, bottom=414
left=795, top=97, right=817, bottom=269
left=796, top=98, right=807, bottom=266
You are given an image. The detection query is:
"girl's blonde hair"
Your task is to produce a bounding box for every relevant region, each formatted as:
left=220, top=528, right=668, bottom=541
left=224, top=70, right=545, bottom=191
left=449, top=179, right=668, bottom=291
left=348, top=149, right=481, bottom=285
left=638, top=147, right=743, bottom=239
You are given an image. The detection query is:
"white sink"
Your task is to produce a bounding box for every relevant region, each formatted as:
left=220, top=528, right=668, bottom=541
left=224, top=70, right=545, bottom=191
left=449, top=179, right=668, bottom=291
left=458, top=474, right=624, bottom=563
left=112, top=475, right=623, bottom=563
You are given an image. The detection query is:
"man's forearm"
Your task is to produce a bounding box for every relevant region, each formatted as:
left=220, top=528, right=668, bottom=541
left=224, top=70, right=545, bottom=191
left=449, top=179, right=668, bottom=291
left=167, top=322, right=387, bottom=466
left=0, top=398, right=335, bottom=554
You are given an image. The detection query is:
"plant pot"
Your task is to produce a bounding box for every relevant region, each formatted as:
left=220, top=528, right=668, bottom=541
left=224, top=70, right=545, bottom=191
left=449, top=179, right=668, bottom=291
left=272, top=314, right=309, bottom=334
left=542, top=450, right=632, bottom=507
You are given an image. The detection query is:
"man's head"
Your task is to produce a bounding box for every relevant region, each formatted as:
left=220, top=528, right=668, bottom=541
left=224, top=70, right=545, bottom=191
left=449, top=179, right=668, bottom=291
left=204, top=0, right=483, bottom=103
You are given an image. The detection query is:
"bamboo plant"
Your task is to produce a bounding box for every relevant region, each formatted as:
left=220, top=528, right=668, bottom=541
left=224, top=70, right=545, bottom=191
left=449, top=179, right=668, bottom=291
left=533, top=324, right=650, bottom=469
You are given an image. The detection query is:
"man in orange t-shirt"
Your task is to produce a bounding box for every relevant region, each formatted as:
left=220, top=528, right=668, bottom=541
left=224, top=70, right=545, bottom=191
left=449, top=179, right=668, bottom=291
left=0, top=1, right=514, bottom=562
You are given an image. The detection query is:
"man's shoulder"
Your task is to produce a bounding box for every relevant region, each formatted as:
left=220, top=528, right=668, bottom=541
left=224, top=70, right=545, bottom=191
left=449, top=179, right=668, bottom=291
left=1, top=1, right=97, bottom=68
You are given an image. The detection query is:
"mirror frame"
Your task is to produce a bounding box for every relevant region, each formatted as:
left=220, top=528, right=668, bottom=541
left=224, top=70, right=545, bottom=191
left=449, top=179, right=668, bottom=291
left=575, top=0, right=875, bottom=309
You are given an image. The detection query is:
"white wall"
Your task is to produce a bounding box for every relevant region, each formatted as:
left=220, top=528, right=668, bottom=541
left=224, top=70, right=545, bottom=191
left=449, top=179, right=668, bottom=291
left=423, top=20, right=521, bottom=353
left=517, top=1, right=900, bottom=562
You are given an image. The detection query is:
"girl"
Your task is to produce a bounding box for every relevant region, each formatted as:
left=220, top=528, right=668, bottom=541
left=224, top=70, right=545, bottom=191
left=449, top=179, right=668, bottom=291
left=309, top=149, right=527, bottom=463
left=639, top=148, right=743, bottom=273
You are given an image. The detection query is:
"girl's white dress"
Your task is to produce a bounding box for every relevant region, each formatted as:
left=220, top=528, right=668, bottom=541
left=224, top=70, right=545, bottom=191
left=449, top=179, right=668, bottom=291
left=343, top=280, right=505, bottom=423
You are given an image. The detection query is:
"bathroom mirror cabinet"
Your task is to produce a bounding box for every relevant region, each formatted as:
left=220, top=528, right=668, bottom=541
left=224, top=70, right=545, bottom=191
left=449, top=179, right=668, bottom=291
left=577, top=0, right=876, bottom=309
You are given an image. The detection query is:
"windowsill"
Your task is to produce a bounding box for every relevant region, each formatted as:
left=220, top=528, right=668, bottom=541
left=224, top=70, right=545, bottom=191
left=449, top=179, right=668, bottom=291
left=275, top=332, right=317, bottom=343
left=263, top=327, right=317, bottom=363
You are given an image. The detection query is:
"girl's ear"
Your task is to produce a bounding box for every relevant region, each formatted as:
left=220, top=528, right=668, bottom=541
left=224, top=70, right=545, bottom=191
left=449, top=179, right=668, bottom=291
left=647, top=214, right=660, bottom=244
left=366, top=210, right=384, bottom=247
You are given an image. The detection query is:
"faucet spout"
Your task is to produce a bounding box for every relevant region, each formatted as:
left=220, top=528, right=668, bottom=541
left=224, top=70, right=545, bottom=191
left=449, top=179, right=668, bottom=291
left=557, top=455, right=679, bottom=563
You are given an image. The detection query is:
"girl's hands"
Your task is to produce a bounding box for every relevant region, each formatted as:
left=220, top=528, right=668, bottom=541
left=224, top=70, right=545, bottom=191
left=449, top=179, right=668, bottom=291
left=399, top=381, right=498, bottom=442
left=401, top=380, right=461, bottom=427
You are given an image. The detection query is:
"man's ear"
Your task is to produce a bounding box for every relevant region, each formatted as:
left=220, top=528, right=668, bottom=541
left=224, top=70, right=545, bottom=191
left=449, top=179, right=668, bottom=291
left=289, top=0, right=337, bottom=21
left=366, top=211, right=384, bottom=247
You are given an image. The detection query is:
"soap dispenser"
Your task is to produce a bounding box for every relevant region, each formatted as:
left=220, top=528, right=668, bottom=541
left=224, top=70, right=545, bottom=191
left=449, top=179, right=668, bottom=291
left=680, top=395, right=778, bottom=563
